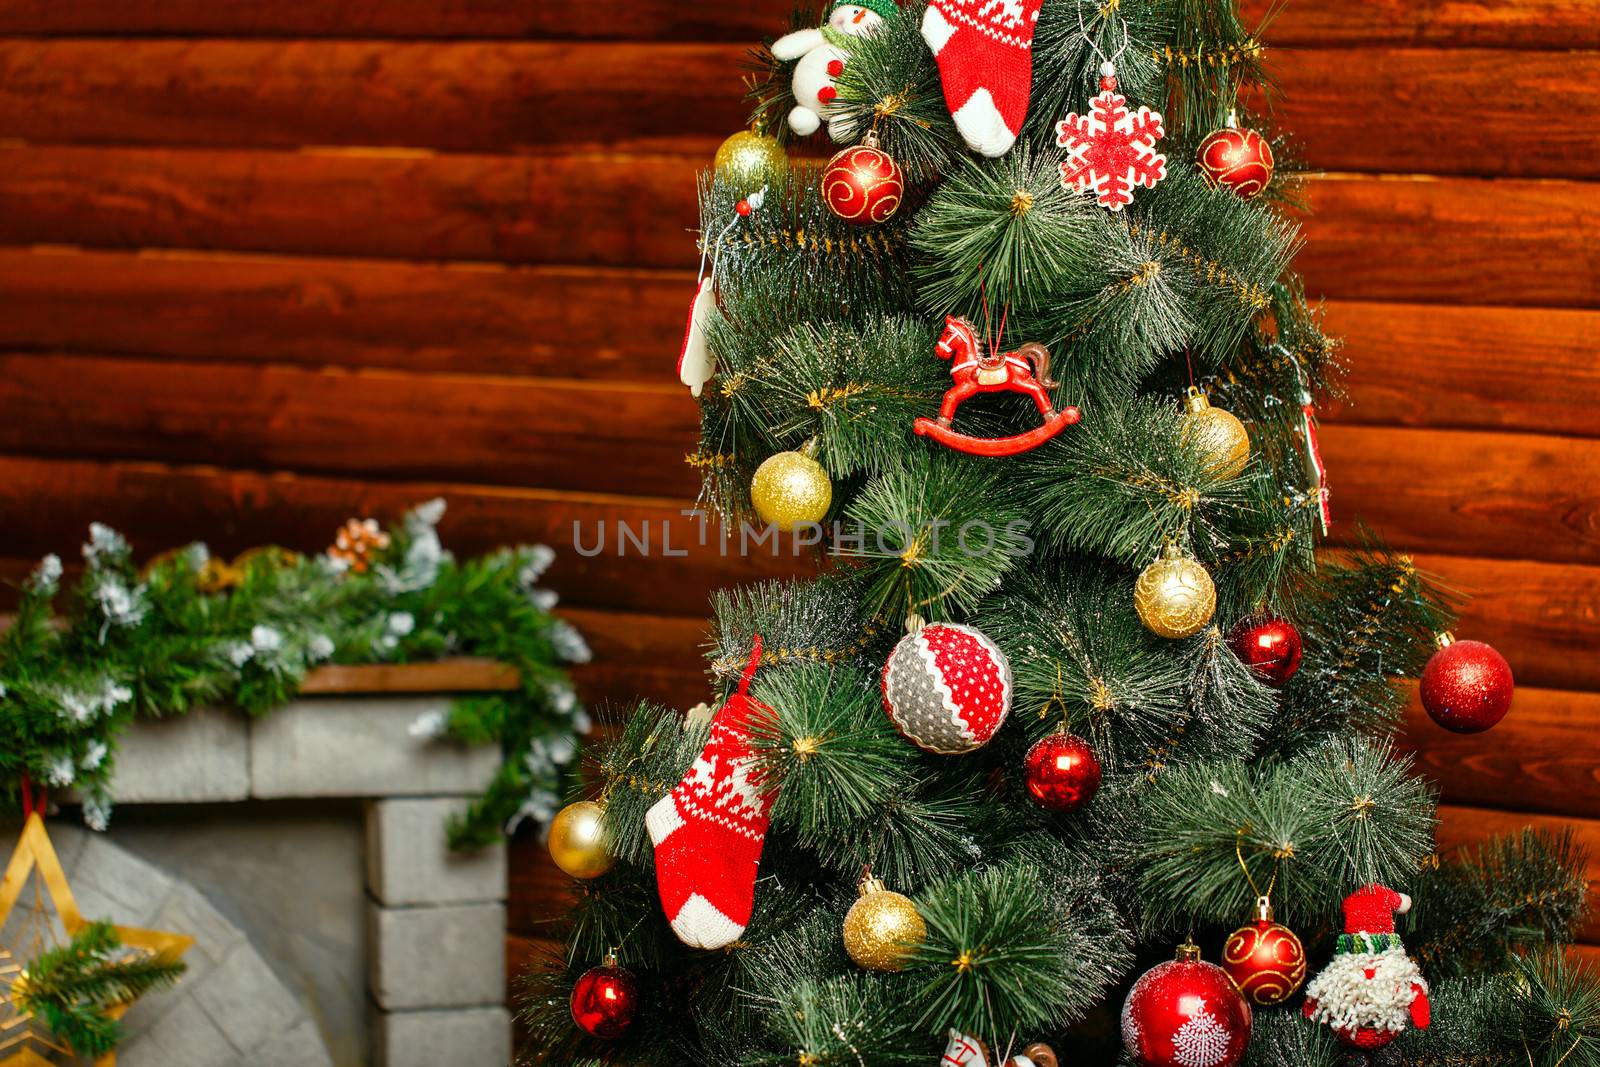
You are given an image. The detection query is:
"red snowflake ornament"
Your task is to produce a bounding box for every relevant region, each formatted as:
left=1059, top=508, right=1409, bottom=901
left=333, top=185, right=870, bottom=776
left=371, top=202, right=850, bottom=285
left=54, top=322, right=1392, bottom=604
left=1056, top=85, right=1168, bottom=211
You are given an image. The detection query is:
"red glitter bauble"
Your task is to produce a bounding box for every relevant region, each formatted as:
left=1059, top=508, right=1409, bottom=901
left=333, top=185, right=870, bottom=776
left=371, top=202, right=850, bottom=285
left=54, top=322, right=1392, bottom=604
left=1420, top=637, right=1514, bottom=734
left=570, top=962, right=639, bottom=1039
left=1221, top=916, right=1307, bottom=1006
left=1023, top=732, right=1101, bottom=812
left=1226, top=615, right=1303, bottom=688
left=1123, top=946, right=1251, bottom=1067
left=1196, top=127, right=1275, bottom=199
left=822, top=139, right=903, bottom=225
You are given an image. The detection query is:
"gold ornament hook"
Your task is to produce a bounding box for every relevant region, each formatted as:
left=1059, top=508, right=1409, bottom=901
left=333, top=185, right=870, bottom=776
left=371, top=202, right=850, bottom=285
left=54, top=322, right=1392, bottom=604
left=1037, top=662, right=1072, bottom=731
left=1235, top=830, right=1280, bottom=903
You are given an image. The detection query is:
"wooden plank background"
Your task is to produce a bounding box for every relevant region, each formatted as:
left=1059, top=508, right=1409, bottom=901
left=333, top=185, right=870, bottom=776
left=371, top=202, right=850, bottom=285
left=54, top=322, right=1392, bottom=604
left=0, top=0, right=1595, bottom=1013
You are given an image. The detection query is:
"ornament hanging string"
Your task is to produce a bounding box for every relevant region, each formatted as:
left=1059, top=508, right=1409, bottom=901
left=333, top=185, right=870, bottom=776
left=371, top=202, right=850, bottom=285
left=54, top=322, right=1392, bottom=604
left=1235, top=830, right=1280, bottom=901
left=1038, top=663, right=1074, bottom=733
left=906, top=573, right=969, bottom=621
left=1076, top=0, right=1131, bottom=72
left=696, top=187, right=766, bottom=288
left=606, top=913, right=649, bottom=967
left=976, top=271, right=1012, bottom=358
left=1277, top=341, right=1333, bottom=534
left=858, top=817, right=894, bottom=888
left=993, top=296, right=1011, bottom=359
left=1529, top=1034, right=1583, bottom=1067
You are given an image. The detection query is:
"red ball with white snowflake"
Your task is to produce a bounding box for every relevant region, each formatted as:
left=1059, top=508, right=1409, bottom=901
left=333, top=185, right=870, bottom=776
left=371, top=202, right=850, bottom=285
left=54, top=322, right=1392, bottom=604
left=1196, top=126, right=1275, bottom=199
left=822, top=133, right=903, bottom=225
left=1122, top=943, right=1251, bottom=1067
left=882, top=622, right=1011, bottom=754
left=1420, top=634, right=1514, bottom=734
left=1056, top=71, right=1168, bottom=212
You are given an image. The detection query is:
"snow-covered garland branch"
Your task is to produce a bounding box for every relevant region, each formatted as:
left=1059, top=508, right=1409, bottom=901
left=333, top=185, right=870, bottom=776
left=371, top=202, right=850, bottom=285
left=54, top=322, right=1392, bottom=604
left=0, top=500, right=589, bottom=850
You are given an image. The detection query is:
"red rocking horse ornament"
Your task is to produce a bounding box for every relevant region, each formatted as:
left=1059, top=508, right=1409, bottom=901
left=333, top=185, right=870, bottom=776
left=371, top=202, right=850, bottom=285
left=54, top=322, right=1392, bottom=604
left=914, top=316, right=1081, bottom=457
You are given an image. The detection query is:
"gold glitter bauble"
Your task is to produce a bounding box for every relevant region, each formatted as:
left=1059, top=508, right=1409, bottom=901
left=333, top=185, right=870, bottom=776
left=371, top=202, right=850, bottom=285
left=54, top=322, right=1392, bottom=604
left=1134, top=543, right=1217, bottom=639
left=751, top=445, right=831, bottom=529
left=548, top=800, right=615, bottom=880
left=713, top=130, right=788, bottom=194
left=843, top=877, right=926, bottom=972
left=1180, top=387, right=1251, bottom=479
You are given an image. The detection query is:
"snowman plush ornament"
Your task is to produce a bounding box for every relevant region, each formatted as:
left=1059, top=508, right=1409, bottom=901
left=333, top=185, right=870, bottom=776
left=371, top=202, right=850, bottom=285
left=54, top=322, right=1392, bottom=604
left=773, top=1, right=896, bottom=140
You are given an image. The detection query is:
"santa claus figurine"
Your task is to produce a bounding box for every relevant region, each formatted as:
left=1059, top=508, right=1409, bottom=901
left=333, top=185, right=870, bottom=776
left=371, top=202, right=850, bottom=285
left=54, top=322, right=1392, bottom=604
left=1303, top=884, right=1432, bottom=1049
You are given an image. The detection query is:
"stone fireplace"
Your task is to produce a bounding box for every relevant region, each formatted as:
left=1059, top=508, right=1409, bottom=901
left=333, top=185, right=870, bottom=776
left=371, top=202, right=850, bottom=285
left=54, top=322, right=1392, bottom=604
left=9, top=662, right=517, bottom=1067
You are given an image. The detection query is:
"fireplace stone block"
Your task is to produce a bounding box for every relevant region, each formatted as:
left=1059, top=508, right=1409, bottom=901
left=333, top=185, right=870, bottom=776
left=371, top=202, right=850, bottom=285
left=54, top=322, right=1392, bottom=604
left=372, top=1007, right=513, bottom=1067
left=368, top=901, right=507, bottom=1011
left=365, top=798, right=508, bottom=906
left=251, top=697, right=500, bottom=799
left=109, top=706, right=251, bottom=803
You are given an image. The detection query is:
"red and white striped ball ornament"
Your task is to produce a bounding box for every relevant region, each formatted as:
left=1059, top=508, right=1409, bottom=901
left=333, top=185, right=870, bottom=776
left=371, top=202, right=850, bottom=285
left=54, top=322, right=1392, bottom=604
left=882, top=622, right=1011, bottom=754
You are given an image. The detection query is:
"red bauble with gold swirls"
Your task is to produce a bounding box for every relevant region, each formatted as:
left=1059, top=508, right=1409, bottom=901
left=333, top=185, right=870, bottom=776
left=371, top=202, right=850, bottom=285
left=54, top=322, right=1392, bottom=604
left=1420, top=634, right=1514, bottom=734
left=822, top=134, right=903, bottom=225
left=1023, top=732, right=1101, bottom=812
left=570, top=959, right=639, bottom=1039
left=1221, top=899, right=1307, bottom=1006
left=1196, top=126, right=1275, bottom=200
left=1122, top=943, right=1252, bottom=1067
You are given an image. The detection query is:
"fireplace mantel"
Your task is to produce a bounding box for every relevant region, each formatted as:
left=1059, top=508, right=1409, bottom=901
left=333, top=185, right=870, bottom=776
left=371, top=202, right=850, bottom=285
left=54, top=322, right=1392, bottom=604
left=61, top=659, right=519, bottom=1067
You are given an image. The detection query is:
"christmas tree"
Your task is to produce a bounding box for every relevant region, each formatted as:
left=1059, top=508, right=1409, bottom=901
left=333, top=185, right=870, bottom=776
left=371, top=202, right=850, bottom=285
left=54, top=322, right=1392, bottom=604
left=520, top=1, right=1598, bottom=1063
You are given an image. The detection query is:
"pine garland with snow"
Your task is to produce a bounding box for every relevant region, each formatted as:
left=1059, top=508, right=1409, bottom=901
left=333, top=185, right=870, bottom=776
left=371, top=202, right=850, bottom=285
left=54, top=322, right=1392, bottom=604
left=0, top=500, right=588, bottom=849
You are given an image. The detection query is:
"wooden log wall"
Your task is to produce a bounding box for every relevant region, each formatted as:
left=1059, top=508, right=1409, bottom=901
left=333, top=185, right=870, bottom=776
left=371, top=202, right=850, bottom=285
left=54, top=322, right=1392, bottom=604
left=0, top=0, right=1596, bottom=993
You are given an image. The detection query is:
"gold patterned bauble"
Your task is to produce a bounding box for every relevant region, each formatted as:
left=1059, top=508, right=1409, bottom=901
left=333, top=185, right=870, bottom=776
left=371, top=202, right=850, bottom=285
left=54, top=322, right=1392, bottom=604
left=548, top=801, right=615, bottom=880
left=1134, top=542, right=1217, bottom=639
left=713, top=130, right=788, bottom=194
left=842, top=876, right=926, bottom=972
left=750, top=440, right=832, bottom=530
left=1180, top=386, right=1251, bottom=479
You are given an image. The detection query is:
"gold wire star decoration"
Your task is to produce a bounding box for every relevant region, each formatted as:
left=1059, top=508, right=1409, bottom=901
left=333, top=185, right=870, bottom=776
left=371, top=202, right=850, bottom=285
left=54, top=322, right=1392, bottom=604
left=0, top=814, right=193, bottom=1067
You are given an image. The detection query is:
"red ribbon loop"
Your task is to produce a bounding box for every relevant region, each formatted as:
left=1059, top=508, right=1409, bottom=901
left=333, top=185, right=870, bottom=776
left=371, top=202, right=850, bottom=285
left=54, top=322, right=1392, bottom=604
left=19, top=773, right=46, bottom=819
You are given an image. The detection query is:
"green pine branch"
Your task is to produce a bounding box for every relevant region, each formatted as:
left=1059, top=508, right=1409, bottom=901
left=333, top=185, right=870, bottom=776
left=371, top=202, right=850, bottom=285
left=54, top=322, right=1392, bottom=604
left=15, top=922, right=186, bottom=1058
